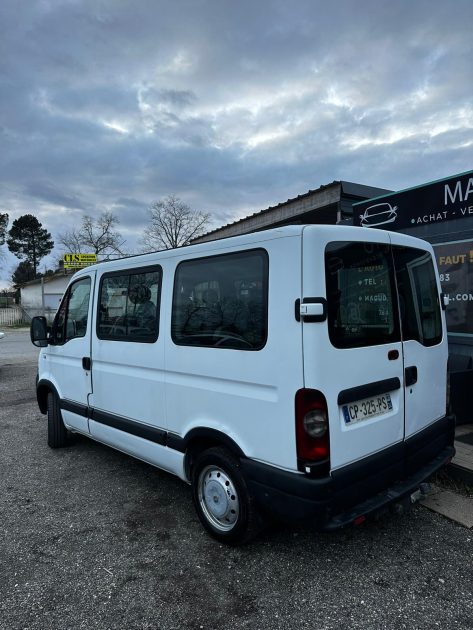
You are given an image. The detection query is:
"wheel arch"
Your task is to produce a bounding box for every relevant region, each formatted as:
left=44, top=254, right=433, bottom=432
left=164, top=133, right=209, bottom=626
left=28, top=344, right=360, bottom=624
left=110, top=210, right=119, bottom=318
left=178, top=428, right=246, bottom=481
left=37, top=379, right=60, bottom=415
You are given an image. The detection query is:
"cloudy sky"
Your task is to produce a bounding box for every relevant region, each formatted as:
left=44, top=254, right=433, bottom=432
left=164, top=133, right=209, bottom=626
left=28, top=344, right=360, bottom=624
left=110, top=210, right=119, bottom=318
left=1, top=0, right=472, bottom=288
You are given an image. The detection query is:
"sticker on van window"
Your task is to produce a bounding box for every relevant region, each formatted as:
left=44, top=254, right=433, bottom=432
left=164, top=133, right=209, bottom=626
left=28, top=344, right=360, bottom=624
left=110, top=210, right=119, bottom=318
left=342, top=393, right=393, bottom=425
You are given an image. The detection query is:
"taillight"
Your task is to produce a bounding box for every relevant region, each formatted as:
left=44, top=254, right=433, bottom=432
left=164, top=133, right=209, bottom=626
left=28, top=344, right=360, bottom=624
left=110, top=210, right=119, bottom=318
left=295, top=389, right=330, bottom=462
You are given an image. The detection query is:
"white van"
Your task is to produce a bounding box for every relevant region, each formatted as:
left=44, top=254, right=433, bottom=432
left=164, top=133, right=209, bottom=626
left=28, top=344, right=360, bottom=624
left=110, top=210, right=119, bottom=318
left=31, top=225, right=455, bottom=544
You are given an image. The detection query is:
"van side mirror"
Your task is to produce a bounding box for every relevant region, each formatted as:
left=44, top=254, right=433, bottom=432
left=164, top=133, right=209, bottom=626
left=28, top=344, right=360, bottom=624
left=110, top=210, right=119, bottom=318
left=440, top=293, right=449, bottom=310
left=30, top=316, right=49, bottom=347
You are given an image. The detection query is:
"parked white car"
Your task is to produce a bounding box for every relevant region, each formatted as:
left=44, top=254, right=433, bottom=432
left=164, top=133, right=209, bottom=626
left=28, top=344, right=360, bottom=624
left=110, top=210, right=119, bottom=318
left=0, top=331, right=4, bottom=341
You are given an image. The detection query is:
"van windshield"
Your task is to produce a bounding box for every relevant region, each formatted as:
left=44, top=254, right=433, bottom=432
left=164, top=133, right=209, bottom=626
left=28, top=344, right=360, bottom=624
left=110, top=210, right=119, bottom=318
left=325, top=241, right=442, bottom=349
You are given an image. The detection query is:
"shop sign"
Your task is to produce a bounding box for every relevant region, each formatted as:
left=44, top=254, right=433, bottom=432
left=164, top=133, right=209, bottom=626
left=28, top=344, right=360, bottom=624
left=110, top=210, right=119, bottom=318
left=63, top=253, right=97, bottom=269
left=433, top=240, right=473, bottom=336
left=354, top=170, right=473, bottom=230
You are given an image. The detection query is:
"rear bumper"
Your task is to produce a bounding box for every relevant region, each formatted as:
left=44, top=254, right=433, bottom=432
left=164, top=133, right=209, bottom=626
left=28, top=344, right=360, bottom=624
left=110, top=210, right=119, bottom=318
left=241, top=414, right=456, bottom=529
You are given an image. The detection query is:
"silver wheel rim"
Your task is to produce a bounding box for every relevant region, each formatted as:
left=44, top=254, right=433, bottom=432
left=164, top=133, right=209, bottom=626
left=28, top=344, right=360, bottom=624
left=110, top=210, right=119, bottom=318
left=197, top=465, right=240, bottom=532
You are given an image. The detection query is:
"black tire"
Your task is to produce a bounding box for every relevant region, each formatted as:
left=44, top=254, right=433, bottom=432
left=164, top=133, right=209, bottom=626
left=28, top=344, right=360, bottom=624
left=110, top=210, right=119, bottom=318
left=47, top=391, right=68, bottom=448
left=191, top=446, right=264, bottom=545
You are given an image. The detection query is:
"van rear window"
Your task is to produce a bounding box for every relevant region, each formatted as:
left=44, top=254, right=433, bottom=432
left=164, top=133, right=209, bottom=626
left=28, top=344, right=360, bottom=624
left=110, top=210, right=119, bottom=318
left=392, top=246, right=442, bottom=347
left=325, top=242, right=400, bottom=349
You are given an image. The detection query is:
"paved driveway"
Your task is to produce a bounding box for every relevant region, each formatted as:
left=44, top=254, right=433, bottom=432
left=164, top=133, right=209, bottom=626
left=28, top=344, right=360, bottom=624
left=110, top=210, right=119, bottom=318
left=0, top=328, right=40, bottom=364
left=0, top=331, right=472, bottom=629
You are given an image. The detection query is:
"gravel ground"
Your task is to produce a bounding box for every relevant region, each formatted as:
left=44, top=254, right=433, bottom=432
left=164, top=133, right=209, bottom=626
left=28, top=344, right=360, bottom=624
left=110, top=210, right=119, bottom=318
left=0, top=331, right=472, bottom=630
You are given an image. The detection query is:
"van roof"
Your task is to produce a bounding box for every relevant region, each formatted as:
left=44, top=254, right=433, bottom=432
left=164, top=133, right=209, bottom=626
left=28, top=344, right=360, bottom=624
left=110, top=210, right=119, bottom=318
left=73, top=224, right=305, bottom=276
left=71, top=224, right=432, bottom=278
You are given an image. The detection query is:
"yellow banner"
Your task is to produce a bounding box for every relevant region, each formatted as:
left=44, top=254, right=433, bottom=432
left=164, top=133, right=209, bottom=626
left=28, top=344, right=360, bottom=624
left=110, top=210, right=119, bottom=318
left=63, top=253, right=97, bottom=269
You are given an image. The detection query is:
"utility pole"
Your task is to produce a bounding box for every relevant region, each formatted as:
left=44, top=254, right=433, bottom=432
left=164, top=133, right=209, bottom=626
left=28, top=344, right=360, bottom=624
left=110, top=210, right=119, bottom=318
left=41, top=277, right=45, bottom=317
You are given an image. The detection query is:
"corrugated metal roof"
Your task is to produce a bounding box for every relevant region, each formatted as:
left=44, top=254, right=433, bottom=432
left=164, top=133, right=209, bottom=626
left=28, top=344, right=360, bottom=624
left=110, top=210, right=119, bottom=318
left=195, top=180, right=341, bottom=240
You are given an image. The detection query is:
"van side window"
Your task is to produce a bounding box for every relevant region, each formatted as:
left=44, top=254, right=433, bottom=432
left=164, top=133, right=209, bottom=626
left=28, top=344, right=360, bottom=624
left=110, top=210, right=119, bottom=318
left=97, top=267, right=161, bottom=342
left=53, top=277, right=91, bottom=344
left=172, top=249, right=268, bottom=350
left=325, top=242, right=400, bottom=349
left=393, top=246, right=442, bottom=347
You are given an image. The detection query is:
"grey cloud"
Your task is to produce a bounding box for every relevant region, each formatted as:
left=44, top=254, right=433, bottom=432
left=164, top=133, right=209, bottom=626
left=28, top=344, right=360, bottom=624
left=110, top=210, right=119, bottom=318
left=141, top=87, right=197, bottom=109
left=24, top=181, right=88, bottom=210
left=46, top=85, right=139, bottom=119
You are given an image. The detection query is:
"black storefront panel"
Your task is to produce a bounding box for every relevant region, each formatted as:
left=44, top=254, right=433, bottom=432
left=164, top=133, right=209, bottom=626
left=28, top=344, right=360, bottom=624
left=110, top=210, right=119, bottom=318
left=354, top=170, right=473, bottom=231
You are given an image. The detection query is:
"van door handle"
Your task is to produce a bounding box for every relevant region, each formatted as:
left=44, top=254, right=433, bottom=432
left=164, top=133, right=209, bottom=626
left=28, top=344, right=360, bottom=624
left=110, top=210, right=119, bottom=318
left=405, top=366, right=417, bottom=386
left=82, top=357, right=91, bottom=371
left=295, top=298, right=327, bottom=322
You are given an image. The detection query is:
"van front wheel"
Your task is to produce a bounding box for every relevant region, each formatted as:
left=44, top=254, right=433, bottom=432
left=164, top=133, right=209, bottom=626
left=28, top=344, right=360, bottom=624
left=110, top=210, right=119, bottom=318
left=191, top=447, right=262, bottom=545
left=47, top=391, right=68, bottom=448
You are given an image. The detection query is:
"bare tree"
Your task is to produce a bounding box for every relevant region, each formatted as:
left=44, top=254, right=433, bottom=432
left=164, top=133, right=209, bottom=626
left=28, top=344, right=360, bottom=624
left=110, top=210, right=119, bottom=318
left=141, top=195, right=211, bottom=252
left=59, top=211, right=126, bottom=256
left=58, top=227, right=83, bottom=254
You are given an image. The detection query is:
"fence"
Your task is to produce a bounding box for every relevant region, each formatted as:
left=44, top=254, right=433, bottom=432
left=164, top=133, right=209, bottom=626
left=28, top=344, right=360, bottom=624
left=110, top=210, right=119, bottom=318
left=0, top=306, right=58, bottom=327
left=0, top=306, right=31, bottom=327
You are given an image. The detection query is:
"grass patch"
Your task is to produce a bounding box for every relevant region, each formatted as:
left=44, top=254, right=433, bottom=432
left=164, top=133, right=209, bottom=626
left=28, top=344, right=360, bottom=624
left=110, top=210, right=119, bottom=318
left=431, top=469, right=473, bottom=498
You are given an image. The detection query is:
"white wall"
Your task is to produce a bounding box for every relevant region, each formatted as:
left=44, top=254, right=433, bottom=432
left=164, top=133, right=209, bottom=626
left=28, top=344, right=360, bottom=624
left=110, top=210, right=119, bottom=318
left=21, top=276, right=70, bottom=310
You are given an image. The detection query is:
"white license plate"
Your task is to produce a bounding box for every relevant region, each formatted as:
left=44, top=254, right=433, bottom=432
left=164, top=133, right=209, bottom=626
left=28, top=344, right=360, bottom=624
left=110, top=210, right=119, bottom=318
left=342, top=393, right=392, bottom=425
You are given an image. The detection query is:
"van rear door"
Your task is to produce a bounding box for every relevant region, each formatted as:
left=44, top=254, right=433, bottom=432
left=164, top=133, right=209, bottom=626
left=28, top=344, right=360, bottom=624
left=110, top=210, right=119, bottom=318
left=390, top=241, right=447, bottom=439
left=302, top=227, right=405, bottom=470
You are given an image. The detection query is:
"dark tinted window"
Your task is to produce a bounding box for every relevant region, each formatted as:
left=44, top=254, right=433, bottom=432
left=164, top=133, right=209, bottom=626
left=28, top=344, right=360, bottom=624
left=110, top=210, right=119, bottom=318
left=325, top=242, right=400, bottom=348
left=97, top=267, right=161, bottom=342
left=53, top=277, right=91, bottom=344
left=393, top=246, right=442, bottom=347
left=172, top=250, right=268, bottom=350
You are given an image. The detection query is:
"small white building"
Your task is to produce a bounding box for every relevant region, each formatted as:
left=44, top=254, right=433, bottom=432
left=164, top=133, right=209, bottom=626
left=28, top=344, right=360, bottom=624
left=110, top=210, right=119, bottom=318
left=20, top=273, right=71, bottom=319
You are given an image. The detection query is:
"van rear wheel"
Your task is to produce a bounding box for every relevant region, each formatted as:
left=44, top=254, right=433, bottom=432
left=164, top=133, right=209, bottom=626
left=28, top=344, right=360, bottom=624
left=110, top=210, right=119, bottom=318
left=47, top=391, right=68, bottom=448
left=191, top=447, right=263, bottom=545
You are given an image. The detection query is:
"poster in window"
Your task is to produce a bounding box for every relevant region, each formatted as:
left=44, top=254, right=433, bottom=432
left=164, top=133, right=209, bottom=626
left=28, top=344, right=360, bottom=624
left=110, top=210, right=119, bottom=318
left=433, top=240, right=473, bottom=336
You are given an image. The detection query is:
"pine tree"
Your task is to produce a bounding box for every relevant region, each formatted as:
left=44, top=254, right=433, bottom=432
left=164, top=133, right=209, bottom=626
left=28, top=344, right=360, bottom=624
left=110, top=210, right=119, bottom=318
left=0, top=212, right=8, bottom=245
left=11, top=261, right=36, bottom=285
left=7, top=214, right=54, bottom=276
